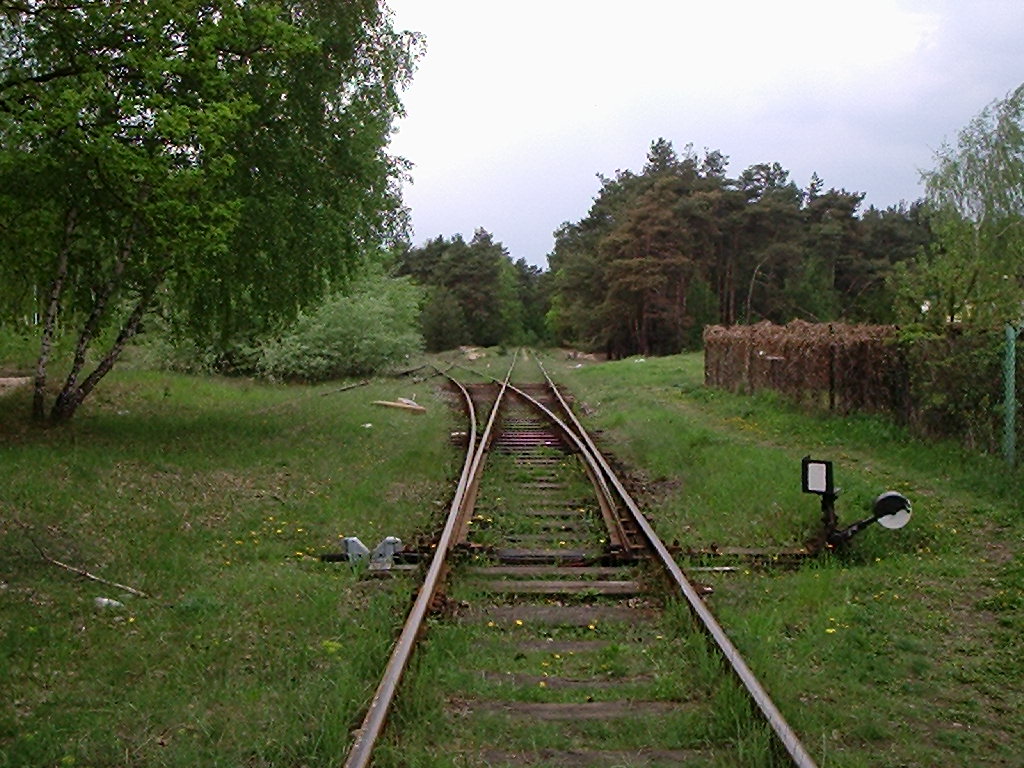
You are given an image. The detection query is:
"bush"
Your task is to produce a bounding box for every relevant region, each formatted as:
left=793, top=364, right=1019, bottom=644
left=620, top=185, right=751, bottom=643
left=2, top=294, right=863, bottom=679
left=258, top=273, right=423, bottom=381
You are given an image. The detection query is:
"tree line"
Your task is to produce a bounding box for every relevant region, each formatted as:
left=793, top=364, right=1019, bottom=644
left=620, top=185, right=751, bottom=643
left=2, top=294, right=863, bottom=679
left=1, top=0, right=1019, bottom=420
left=546, top=140, right=933, bottom=358
left=407, top=85, right=1019, bottom=359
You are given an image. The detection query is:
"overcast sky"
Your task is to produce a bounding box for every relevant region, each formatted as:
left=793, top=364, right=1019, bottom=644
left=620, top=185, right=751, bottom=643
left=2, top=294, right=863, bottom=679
left=385, top=1, right=1024, bottom=268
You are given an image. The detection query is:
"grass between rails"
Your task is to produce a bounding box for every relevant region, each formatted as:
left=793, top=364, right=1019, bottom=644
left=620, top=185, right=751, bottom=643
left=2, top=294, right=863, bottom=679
left=543, top=350, right=1024, bottom=768
left=3, top=347, right=1022, bottom=766
left=0, top=366, right=457, bottom=768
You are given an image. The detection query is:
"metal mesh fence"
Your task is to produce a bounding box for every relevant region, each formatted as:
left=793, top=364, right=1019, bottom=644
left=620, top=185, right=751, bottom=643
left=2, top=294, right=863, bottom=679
left=703, top=321, right=1016, bottom=454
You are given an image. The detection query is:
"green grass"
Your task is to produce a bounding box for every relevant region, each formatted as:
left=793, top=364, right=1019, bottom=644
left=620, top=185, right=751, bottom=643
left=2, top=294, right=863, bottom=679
left=3, top=346, right=1022, bottom=767
left=542, top=350, right=1024, bottom=767
left=0, top=365, right=456, bottom=768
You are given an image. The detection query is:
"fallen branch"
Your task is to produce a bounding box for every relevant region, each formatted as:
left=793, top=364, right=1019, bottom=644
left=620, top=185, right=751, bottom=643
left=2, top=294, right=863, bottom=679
left=372, top=399, right=426, bottom=413
left=15, top=517, right=149, bottom=597
left=39, top=552, right=150, bottom=598
left=321, top=379, right=371, bottom=396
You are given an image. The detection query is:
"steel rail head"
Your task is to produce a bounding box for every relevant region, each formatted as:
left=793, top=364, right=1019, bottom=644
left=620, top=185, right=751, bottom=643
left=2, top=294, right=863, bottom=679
left=342, top=362, right=516, bottom=768
left=534, top=358, right=818, bottom=768
left=342, top=372, right=480, bottom=768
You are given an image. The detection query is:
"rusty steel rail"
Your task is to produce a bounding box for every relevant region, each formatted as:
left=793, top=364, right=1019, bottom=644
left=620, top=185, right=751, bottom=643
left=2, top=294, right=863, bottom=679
left=341, top=364, right=513, bottom=768
left=343, top=353, right=817, bottom=768
left=536, top=357, right=819, bottom=768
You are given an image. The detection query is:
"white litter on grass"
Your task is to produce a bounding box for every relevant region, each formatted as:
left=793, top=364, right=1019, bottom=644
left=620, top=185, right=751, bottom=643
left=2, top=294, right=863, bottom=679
left=361, top=423, right=373, bottom=429
left=94, top=597, right=124, bottom=609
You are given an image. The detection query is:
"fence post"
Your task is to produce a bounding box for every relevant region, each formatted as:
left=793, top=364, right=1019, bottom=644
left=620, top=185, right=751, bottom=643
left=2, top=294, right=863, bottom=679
left=1004, top=323, right=1020, bottom=467
left=828, top=324, right=836, bottom=412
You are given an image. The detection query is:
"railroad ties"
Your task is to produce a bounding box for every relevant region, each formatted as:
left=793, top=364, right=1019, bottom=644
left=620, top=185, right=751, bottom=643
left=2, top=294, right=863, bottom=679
left=376, top=389, right=767, bottom=767
left=346, top=364, right=814, bottom=768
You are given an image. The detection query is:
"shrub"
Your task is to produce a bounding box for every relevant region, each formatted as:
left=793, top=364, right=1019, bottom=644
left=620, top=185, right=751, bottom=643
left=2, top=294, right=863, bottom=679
left=258, top=273, right=423, bottom=381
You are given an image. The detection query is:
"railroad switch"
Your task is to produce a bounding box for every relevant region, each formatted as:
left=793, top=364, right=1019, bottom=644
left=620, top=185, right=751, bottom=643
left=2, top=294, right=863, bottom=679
left=320, top=535, right=418, bottom=572
left=802, top=457, right=912, bottom=548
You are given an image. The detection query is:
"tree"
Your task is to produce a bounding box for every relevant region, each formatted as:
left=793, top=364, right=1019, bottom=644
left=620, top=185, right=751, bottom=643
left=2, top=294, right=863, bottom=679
left=891, top=84, right=1024, bottom=325
left=0, top=1, right=419, bottom=421
left=258, top=268, right=423, bottom=381
left=396, top=228, right=534, bottom=350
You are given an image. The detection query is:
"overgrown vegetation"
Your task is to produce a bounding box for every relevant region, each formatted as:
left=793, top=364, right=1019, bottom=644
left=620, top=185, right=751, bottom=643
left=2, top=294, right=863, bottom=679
left=258, top=270, right=424, bottom=381
left=0, top=2, right=420, bottom=421
left=549, top=351, right=1023, bottom=767
left=704, top=321, right=1019, bottom=454
left=0, top=365, right=455, bottom=767
left=3, top=349, right=1021, bottom=766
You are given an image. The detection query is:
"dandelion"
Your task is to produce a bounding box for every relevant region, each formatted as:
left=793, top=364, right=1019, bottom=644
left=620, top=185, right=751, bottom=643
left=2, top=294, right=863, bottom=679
left=487, top=621, right=496, bottom=627
left=587, top=623, right=596, bottom=631
left=538, top=681, right=546, bottom=688
left=825, top=628, right=837, bottom=634
left=515, top=619, right=524, bottom=626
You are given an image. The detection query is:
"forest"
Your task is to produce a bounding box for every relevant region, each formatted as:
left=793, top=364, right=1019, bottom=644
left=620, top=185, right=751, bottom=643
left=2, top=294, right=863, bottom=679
left=400, top=78, right=1023, bottom=360
left=545, top=140, right=931, bottom=357
left=1, top=0, right=1021, bottom=420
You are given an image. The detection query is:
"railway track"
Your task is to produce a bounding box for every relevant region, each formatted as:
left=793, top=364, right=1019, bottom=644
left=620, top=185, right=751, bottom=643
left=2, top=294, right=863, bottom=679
left=344, top=354, right=816, bottom=767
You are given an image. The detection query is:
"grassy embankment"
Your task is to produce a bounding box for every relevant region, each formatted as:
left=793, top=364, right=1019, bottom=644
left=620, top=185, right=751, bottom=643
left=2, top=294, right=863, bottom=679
left=545, top=350, right=1022, bottom=768
left=0, top=358, right=459, bottom=768
left=2, top=347, right=1021, bottom=767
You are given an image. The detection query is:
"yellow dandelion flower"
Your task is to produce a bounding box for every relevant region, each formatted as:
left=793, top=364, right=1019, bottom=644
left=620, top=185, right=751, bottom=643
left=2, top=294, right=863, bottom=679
left=825, top=628, right=837, bottom=634
left=515, top=619, right=524, bottom=626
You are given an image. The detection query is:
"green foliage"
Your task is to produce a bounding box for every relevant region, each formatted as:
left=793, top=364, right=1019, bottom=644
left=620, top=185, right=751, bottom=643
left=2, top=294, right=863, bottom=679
left=0, top=1, right=420, bottom=419
left=396, top=228, right=545, bottom=351
left=894, top=326, right=1008, bottom=452
left=548, top=138, right=931, bottom=358
left=891, top=83, right=1024, bottom=326
left=258, top=271, right=423, bottom=381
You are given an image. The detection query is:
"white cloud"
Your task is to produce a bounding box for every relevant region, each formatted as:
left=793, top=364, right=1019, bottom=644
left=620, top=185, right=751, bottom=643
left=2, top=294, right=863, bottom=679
left=386, top=0, right=1024, bottom=266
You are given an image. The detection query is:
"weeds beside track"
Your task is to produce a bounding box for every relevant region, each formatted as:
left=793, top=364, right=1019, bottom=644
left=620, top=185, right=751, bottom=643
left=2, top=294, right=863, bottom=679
left=346, top=353, right=815, bottom=767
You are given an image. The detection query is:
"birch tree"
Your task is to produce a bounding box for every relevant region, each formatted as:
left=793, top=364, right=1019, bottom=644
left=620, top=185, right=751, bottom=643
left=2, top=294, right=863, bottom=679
left=0, top=0, right=419, bottom=421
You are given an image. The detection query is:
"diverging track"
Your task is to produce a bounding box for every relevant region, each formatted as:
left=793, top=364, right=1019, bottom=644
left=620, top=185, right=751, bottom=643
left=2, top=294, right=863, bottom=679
left=344, top=355, right=816, bottom=768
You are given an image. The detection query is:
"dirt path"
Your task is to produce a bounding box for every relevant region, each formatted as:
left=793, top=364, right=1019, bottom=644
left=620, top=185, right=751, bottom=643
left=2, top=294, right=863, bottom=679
left=0, top=377, right=31, bottom=396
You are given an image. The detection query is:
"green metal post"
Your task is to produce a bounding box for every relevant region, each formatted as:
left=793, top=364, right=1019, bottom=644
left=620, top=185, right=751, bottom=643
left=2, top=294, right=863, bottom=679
left=1004, top=323, right=1018, bottom=467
